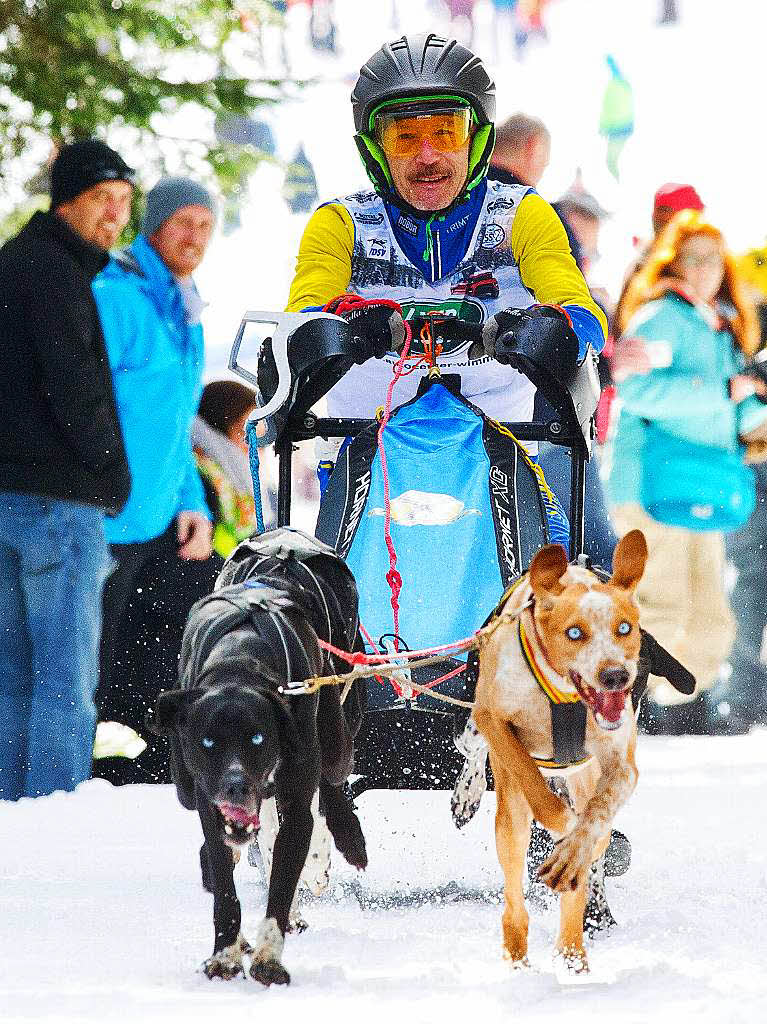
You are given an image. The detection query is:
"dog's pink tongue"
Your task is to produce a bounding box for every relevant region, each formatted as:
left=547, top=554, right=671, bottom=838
left=595, top=690, right=628, bottom=723
left=217, top=802, right=260, bottom=827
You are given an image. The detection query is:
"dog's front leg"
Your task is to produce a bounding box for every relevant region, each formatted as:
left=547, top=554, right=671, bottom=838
left=539, top=737, right=638, bottom=969
left=539, top=738, right=637, bottom=896
left=249, top=788, right=315, bottom=987
left=320, top=778, right=367, bottom=871
left=198, top=802, right=248, bottom=980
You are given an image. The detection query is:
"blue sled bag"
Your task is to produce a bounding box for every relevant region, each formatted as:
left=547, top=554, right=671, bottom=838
left=315, top=377, right=550, bottom=706
left=641, top=423, right=756, bottom=532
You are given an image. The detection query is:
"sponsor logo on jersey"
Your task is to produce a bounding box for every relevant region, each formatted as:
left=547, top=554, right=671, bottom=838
left=366, top=237, right=389, bottom=259
left=355, top=211, right=385, bottom=225
left=481, top=223, right=505, bottom=248
left=397, top=214, right=420, bottom=236
left=488, top=197, right=515, bottom=214
left=447, top=212, right=471, bottom=234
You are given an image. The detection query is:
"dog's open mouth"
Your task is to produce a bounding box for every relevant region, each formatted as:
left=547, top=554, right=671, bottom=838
left=215, top=802, right=261, bottom=847
left=569, top=672, right=630, bottom=731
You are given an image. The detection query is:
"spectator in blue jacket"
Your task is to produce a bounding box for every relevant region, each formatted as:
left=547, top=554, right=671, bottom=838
left=92, top=176, right=220, bottom=784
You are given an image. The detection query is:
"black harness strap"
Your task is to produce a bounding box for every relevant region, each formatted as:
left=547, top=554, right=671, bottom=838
left=547, top=703, right=588, bottom=768
left=517, top=614, right=589, bottom=770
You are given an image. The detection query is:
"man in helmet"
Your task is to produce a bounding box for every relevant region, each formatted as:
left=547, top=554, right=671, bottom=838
left=283, top=34, right=625, bottom=917
left=285, top=34, right=606, bottom=545
left=288, top=33, right=605, bottom=417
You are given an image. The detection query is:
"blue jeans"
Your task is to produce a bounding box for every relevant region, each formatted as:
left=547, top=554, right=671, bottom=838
left=0, top=492, right=111, bottom=800
left=714, top=462, right=767, bottom=717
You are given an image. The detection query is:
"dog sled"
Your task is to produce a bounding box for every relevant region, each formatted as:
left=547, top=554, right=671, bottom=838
left=228, top=308, right=601, bottom=796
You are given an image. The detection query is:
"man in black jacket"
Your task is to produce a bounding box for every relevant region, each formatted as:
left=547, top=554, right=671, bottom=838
left=0, top=139, right=134, bottom=801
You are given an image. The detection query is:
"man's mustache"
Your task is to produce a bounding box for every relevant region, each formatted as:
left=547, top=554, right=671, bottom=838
left=407, top=163, right=453, bottom=182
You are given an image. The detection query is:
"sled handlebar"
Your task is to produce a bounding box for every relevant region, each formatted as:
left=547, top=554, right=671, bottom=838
left=228, top=310, right=599, bottom=455
left=404, top=313, right=483, bottom=346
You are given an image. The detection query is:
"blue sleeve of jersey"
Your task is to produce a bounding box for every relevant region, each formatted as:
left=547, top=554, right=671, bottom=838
left=563, top=304, right=606, bottom=360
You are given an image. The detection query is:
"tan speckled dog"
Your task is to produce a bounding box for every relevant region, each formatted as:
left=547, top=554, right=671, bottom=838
left=473, top=529, right=648, bottom=972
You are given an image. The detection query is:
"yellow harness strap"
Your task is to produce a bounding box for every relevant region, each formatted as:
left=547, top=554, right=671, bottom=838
left=517, top=612, right=591, bottom=771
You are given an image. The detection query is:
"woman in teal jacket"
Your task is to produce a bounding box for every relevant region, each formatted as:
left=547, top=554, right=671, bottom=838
left=605, top=210, right=764, bottom=734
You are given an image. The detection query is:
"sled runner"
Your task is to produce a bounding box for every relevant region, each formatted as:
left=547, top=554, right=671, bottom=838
left=228, top=309, right=600, bottom=794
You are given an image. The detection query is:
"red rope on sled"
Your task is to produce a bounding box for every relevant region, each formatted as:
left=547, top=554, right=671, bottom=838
left=376, top=320, right=412, bottom=650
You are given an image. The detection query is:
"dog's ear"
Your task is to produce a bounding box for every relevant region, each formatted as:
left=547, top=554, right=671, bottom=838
left=144, top=688, right=206, bottom=736
left=610, top=530, right=648, bottom=593
left=529, top=543, right=568, bottom=607
left=639, top=628, right=696, bottom=695
left=258, top=690, right=305, bottom=761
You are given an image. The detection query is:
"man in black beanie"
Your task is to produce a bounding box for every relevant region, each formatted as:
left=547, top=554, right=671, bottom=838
left=0, top=139, right=134, bottom=801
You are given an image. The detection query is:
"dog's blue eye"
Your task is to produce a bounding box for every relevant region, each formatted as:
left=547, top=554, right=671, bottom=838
left=251, top=733, right=264, bottom=746
left=566, top=626, right=583, bottom=641
left=617, top=621, right=632, bottom=636
left=202, top=737, right=215, bottom=749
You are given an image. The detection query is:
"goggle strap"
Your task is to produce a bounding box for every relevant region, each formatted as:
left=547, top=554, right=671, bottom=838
left=466, top=123, right=495, bottom=190
left=368, top=94, right=473, bottom=133
left=354, top=133, right=393, bottom=188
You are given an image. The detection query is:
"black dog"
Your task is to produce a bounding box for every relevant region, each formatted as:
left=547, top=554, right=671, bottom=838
left=147, top=528, right=367, bottom=986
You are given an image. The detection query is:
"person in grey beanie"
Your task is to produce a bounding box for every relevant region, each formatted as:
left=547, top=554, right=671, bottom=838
left=92, top=175, right=221, bottom=786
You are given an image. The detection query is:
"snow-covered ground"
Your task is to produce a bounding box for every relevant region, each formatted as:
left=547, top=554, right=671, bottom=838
left=3, top=733, right=766, bottom=1023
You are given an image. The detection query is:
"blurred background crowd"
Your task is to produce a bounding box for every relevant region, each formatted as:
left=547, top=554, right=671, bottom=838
left=2, top=0, right=767, bottom=802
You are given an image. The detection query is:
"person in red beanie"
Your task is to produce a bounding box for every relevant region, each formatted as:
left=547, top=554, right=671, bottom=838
left=611, top=183, right=706, bottom=383
left=652, top=182, right=705, bottom=235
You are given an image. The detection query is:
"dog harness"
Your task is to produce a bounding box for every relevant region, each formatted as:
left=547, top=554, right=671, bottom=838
left=517, top=608, right=590, bottom=772
left=178, top=584, right=324, bottom=695
left=178, top=532, right=362, bottom=692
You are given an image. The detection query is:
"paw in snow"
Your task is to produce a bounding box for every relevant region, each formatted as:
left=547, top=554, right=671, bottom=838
left=554, top=946, right=589, bottom=976
left=202, top=933, right=250, bottom=980
left=250, top=958, right=290, bottom=986
left=249, top=917, right=288, bottom=987
left=537, top=830, right=592, bottom=893
left=288, top=909, right=309, bottom=933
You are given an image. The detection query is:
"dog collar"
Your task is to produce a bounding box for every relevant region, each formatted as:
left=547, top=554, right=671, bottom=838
left=518, top=610, right=580, bottom=705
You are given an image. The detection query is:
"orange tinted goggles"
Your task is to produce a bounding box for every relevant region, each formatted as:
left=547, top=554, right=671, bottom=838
left=375, top=108, right=472, bottom=158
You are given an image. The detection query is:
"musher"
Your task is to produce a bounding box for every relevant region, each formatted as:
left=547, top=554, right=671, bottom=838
left=284, top=31, right=608, bottom=547
left=277, top=33, right=636, bottom=908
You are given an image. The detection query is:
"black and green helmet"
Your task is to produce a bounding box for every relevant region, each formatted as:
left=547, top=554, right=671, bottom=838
left=351, top=32, right=496, bottom=212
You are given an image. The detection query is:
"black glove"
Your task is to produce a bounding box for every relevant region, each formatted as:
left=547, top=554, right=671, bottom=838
left=325, top=294, right=406, bottom=363
left=481, top=304, right=580, bottom=369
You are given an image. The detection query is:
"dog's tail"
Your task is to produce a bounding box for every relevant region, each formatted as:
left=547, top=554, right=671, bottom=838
left=474, top=710, right=574, bottom=835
